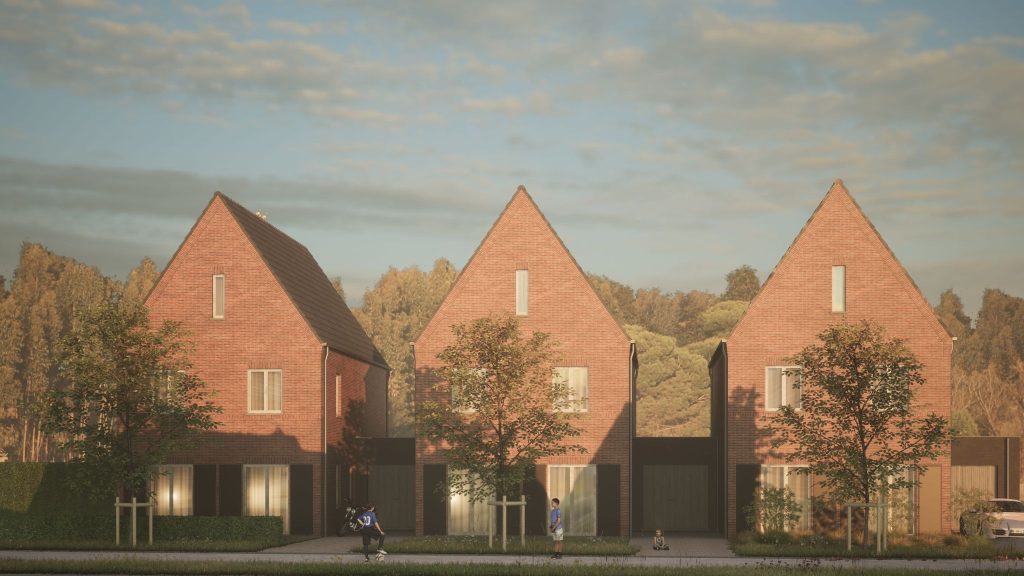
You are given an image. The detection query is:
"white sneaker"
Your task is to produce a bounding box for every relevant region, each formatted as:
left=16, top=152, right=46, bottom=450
left=375, top=552, right=385, bottom=560
left=377, top=549, right=388, bottom=555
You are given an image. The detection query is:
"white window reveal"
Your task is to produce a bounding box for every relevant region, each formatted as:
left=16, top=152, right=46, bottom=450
left=760, top=465, right=811, bottom=531
left=335, top=374, right=342, bottom=417
left=515, top=269, right=528, bottom=316
left=152, top=465, right=193, bottom=516
left=765, top=366, right=802, bottom=411
left=553, top=367, right=589, bottom=412
left=832, top=265, right=846, bottom=313
left=213, top=274, right=225, bottom=319
left=548, top=465, right=597, bottom=535
left=244, top=464, right=290, bottom=534
left=248, top=369, right=283, bottom=413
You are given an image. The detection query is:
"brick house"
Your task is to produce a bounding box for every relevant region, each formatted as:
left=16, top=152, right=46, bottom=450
left=710, top=180, right=952, bottom=536
left=413, top=186, right=637, bottom=537
left=146, top=192, right=388, bottom=536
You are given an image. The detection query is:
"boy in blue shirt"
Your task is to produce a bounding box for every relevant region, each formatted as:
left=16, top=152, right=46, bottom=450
left=549, top=498, right=563, bottom=559
left=358, top=503, right=387, bottom=562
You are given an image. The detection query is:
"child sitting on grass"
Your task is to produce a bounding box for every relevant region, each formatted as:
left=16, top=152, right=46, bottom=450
left=653, top=529, right=669, bottom=550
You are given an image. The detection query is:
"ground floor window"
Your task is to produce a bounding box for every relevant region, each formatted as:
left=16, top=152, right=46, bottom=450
left=244, top=465, right=289, bottom=534
left=548, top=465, right=596, bottom=535
left=760, top=465, right=811, bottom=531
left=448, top=468, right=491, bottom=535
left=881, top=468, right=917, bottom=535
left=152, top=465, right=193, bottom=516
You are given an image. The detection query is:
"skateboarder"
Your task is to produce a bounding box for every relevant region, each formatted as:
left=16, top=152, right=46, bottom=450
left=358, top=503, right=387, bottom=561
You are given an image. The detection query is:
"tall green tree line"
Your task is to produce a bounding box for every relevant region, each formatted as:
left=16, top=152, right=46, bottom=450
left=0, top=243, right=158, bottom=461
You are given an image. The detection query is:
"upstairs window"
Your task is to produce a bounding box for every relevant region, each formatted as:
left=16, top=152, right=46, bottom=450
left=832, top=266, right=845, bottom=312
left=213, top=274, right=225, bottom=319
left=515, top=270, right=528, bottom=316
left=553, top=367, right=589, bottom=412
left=248, top=369, right=283, bottom=413
left=765, top=366, right=802, bottom=411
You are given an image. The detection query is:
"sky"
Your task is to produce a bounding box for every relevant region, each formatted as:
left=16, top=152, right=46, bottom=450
left=1, top=0, right=1022, bottom=317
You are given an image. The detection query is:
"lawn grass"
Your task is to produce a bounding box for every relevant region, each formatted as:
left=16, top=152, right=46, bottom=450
left=731, top=533, right=1015, bottom=559
left=0, top=559, right=1018, bottom=576
left=0, top=534, right=313, bottom=552
left=351, top=535, right=638, bottom=555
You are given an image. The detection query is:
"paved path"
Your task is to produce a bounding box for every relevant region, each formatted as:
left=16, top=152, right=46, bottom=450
left=4, top=547, right=1024, bottom=572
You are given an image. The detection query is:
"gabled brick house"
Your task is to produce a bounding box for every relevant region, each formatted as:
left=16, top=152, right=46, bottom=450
left=146, top=192, right=388, bottom=536
left=710, top=180, right=953, bottom=536
left=413, top=186, right=637, bottom=537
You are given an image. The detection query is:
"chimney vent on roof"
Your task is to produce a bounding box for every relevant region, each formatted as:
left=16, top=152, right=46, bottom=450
left=255, top=210, right=268, bottom=221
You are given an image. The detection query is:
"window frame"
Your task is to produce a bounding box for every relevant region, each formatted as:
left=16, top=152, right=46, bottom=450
left=213, top=274, right=225, bottom=319
left=553, top=367, right=589, bottom=413
left=546, top=464, right=597, bottom=536
left=759, top=464, right=812, bottom=532
left=247, top=369, right=283, bottom=414
left=832, top=265, right=846, bottom=313
left=243, top=464, right=290, bottom=534
left=515, top=269, right=528, bottom=316
left=764, top=366, right=802, bottom=412
left=151, top=464, right=193, bottom=516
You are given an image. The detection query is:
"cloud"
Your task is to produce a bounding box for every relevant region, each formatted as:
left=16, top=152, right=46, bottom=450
left=461, top=91, right=553, bottom=116
left=267, top=19, right=323, bottom=37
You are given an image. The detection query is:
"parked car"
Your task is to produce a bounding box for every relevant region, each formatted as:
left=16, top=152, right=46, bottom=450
left=960, top=498, right=1024, bottom=538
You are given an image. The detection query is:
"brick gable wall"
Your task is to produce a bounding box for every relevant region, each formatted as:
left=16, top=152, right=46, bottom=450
left=724, top=182, right=952, bottom=535
left=147, top=197, right=329, bottom=533
left=414, top=188, right=633, bottom=535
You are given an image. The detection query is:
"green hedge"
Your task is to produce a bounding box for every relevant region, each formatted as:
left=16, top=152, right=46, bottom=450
left=0, top=463, right=105, bottom=516
left=153, top=516, right=284, bottom=542
left=0, top=510, right=284, bottom=543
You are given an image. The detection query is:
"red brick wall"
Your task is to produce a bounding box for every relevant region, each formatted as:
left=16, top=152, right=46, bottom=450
left=147, top=196, right=329, bottom=534
left=414, top=188, right=633, bottom=535
left=724, top=182, right=952, bottom=535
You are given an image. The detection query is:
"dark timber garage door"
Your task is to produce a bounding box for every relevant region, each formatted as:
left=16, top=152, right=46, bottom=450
left=369, top=465, right=415, bottom=530
left=642, top=465, right=708, bottom=531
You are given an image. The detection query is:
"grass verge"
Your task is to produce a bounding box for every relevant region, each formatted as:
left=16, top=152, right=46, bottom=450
left=731, top=533, right=1017, bottom=559
left=0, top=559, right=1019, bottom=576
left=350, top=535, right=637, bottom=555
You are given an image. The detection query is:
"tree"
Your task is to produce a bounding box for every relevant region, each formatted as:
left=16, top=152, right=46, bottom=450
left=770, top=321, right=949, bottom=544
left=934, top=289, right=972, bottom=340
left=354, top=259, right=457, bottom=436
left=723, top=265, right=760, bottom=301
left=44, top=301, right=221, bottom=500
left=418, top=315, right=585, bottom=502
left=628, top=325, right=710, bottom=437
left=120, top=257, right=160, bottom=305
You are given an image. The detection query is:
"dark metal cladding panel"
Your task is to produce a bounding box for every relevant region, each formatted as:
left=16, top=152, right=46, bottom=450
left=194, top=464, right=217, bottom=516
left=735, top=464, right=760, bottom=533
left=523, top=464, right=547, bottom=535
left=218, top=464, right=242, bottom=517
left=289, top=464, right=314, bottom=535
left=597, top=464, right=621, bottom=537
left=423, top=464, right=447, bottom=535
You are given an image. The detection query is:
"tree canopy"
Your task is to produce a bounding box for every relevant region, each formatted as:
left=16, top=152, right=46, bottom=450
left=770, top=321, right=949, bottom=541
left=418, top=315, right=584, bottom=499
left=44, top=301, right=221, bottom=499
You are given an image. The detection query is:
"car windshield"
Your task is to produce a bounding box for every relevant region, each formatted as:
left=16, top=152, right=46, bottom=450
left=993, top=500, right=1024, bottom=513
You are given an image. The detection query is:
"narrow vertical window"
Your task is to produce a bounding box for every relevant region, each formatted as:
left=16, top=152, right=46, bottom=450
left=515, top=270, right=528, bottom=316
left=213, top=274, right=225, bottom=319
left=335, top=374, right=342, bottom=417
left=831, top=266, right=845, bottom=312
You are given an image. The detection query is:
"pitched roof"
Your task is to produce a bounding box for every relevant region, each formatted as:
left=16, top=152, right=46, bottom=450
left=417, top=185, right=631, bottom=344
left=732, top=179, right=950, bottom=340
left=216, top=192, right=388, bottom=368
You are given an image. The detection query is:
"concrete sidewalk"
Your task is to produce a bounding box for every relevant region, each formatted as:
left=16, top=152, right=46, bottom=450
left=3, top=548, right=1024, bottom=571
